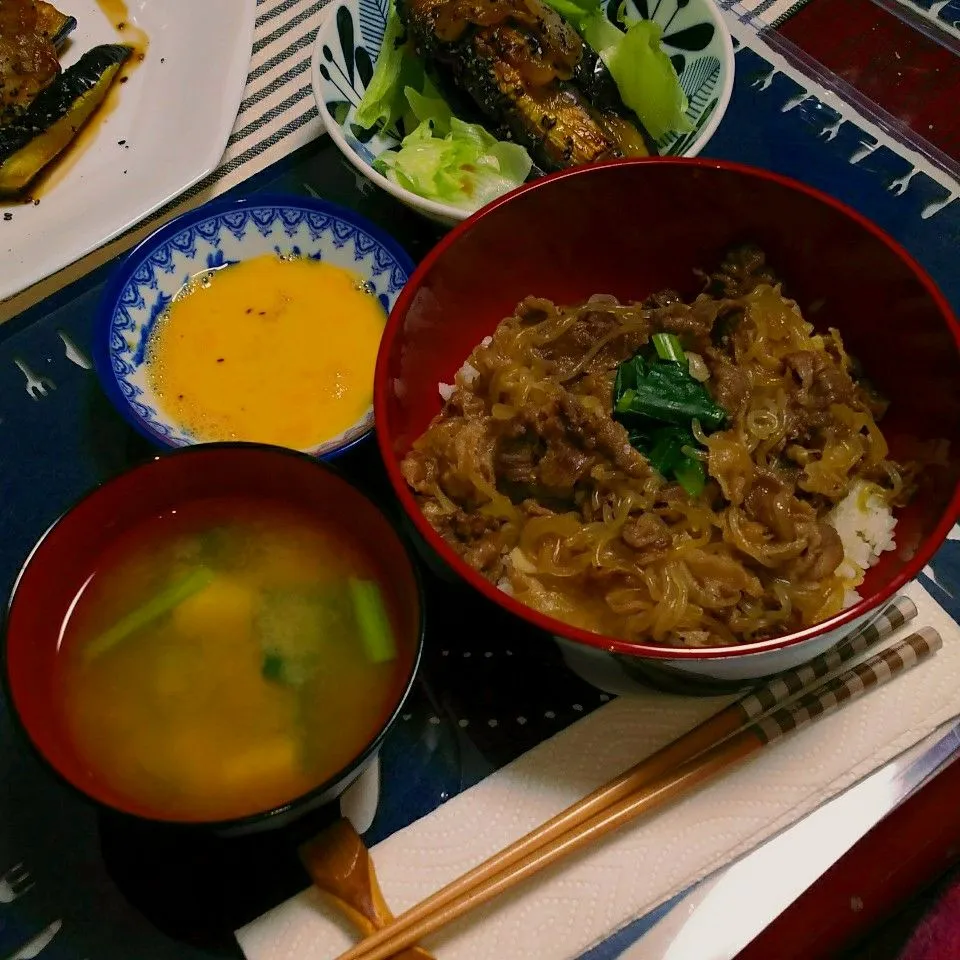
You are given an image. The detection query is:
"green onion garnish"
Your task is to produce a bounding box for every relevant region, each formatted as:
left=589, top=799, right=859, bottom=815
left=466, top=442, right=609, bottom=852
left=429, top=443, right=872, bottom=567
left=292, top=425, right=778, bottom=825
left=84, top=566, right=215, bottom=661
left=348, top=579, right=397, bottom=664
left=615, top=388, right=637, bottom=415
left=652, top=332, right=685, bottom=363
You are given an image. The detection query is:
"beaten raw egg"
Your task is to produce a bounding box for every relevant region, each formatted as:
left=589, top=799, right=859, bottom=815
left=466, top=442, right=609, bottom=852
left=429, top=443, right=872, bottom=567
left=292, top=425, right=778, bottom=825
left=146, top=254, right=386, bottom=450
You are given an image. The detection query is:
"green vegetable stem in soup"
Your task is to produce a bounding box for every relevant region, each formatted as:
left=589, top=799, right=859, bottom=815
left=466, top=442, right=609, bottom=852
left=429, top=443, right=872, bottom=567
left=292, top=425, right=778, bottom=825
left=54, top=497, right=413, bottom=823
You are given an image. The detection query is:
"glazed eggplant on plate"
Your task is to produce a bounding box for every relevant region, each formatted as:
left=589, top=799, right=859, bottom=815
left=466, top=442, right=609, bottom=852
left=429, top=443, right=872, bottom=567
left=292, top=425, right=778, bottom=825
left=0, top=42, right=132, bottom=196
left=0, top=0, right=130, bottom=197
left=396, top=0, right=655, bottom=171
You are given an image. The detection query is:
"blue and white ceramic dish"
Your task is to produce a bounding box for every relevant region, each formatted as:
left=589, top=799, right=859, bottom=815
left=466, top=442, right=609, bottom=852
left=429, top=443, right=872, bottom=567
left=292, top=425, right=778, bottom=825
left=311, top=0, right=735, bottom=226
left=94, top=195, right=415, bottom=458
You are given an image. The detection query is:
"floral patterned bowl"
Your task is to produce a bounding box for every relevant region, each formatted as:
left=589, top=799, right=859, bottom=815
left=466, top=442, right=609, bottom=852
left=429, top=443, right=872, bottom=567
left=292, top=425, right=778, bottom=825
left=94, top=194, right=414, bottom=458
left=311, top=0, right=735, bottom=226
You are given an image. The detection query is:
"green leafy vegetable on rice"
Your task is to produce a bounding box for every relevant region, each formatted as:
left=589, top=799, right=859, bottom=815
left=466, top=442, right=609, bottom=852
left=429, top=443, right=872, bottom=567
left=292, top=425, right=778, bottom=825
left=613, top=345, right=726, bottom=498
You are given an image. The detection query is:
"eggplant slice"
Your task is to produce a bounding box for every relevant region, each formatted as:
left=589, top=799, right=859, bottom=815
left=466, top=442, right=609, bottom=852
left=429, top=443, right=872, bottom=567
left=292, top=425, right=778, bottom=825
left=396, top=0, right=654, bottom=171
left=36, top=1, right=79, bottom=50
left=0, top=43, right=132, bottom=197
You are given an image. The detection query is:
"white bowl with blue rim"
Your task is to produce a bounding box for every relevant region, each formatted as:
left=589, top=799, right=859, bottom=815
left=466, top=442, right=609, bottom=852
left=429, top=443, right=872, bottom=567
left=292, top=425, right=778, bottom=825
left=94, top=194, right=415, bottom=458
left=311, top=0, right=735, bottom=226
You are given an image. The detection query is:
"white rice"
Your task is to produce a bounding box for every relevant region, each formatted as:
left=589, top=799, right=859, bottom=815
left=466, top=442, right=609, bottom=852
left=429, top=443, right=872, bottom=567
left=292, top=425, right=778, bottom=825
left=826, top=479, right=898, bottom=607
left=437, top=339, right=495, bottom=401
left=438, top=361, right=482, bottom=402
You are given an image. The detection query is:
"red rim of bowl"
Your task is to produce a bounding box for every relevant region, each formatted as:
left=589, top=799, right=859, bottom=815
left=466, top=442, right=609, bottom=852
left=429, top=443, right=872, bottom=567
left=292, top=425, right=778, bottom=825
left=1, top=442, right=427, bottom=829
left=374, top=156, right=960, bottom=661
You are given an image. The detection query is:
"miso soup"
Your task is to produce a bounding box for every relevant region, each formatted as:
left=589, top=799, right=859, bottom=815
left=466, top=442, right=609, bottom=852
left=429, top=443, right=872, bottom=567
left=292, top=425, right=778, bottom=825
left=55, top=497, right=414, bottom=822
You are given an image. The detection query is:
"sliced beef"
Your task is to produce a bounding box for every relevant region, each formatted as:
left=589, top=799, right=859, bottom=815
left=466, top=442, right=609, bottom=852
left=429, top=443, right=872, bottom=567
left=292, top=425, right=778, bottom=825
left=742, top=472, right=815, bottom=542
left=537, top=441, right=596, bottom=490
left=495, top=433, right=541, bottom=485
left=785, top=521, right=844, bottom=582
left=708, top=353, right=749, bottom=418
left=649, top=298, right=724, bottom=352
left=781, top=350, right=859, bottom=442
left=535, top=305, right=651, bottom=377
left=401, top=449, right=438, bottom=494
left=621, top=514, right=671, bottom=563
left=558, top=393, right=651, bottom=479
left=704, top=245, right=779, bottom=298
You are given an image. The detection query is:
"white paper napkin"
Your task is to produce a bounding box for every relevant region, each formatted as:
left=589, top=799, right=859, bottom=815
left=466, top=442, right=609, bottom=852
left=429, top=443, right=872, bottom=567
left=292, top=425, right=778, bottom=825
left=237, top=579, right=960, bottom=960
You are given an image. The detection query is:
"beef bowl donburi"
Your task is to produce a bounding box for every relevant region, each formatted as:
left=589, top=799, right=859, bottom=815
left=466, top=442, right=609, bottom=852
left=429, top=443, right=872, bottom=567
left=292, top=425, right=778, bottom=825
left=403, top=247, right=907, bottom=650
left=375, top=159, right=960, bottom=685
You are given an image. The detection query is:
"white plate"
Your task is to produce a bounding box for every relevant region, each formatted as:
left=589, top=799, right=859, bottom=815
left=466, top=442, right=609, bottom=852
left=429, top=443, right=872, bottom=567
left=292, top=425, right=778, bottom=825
left=0, top=0, right=256, bottom=302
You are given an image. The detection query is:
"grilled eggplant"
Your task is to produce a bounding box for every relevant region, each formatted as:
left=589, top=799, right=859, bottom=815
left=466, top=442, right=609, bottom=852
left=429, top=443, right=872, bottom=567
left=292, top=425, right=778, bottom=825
left=0, top=43, right=132, bottom=196
left=396, top=0, right=653, bottom=171
left=36, top=1, right=78, bottom=49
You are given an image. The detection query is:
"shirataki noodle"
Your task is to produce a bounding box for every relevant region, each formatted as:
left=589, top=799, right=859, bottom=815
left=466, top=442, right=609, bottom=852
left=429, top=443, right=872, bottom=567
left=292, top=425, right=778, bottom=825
left=401, top=248, right=909, bottom=648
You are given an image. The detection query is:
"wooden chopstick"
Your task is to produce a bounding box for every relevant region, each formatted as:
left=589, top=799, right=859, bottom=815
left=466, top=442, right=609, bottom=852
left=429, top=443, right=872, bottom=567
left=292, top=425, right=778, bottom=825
left=345, top=625, right=940, bottom=960
left=336, top=597, right=918, bottom=960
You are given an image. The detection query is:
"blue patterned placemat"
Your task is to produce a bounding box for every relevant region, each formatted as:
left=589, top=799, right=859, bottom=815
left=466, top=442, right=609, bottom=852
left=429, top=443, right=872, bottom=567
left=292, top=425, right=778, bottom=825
left=0, top=18, right=959, bottom=960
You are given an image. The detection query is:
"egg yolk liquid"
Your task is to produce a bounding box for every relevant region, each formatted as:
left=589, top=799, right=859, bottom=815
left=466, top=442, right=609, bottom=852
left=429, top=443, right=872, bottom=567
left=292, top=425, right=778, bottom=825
left=147, top=255, right=386, bottom=450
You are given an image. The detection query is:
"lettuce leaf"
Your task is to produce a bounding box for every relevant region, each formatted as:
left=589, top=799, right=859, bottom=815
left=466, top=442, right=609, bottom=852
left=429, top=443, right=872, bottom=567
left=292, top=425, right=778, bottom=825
left=354, top=0, right=422, bottom=133
left=374, top=87, right=533, bottom=210
left=602, top=17, right=692, bottom=142
left=549, top=0, right=621, bottom=46
left=542, top=0, right=692, bottom=142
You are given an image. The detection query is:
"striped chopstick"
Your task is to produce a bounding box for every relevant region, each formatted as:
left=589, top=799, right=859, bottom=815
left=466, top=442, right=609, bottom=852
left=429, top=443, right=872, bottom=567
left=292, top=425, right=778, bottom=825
left=753, top=625, right=941, bottom=742
left=738, top=596, right=917, bottom=722
left=335, top=596, right=918, bottom=960
left=341, top=625, right=942, bottom=960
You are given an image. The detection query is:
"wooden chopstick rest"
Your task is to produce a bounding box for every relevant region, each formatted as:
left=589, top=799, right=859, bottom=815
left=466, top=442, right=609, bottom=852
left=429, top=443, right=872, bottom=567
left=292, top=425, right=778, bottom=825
left=299, top=819, right=436, bottom=960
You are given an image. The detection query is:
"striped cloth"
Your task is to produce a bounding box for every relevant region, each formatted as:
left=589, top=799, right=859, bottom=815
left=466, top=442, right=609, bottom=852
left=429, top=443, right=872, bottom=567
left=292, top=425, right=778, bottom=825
left=734, top=0, right=812, bottom=27
left=155, top=0, right=327, bottom=213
